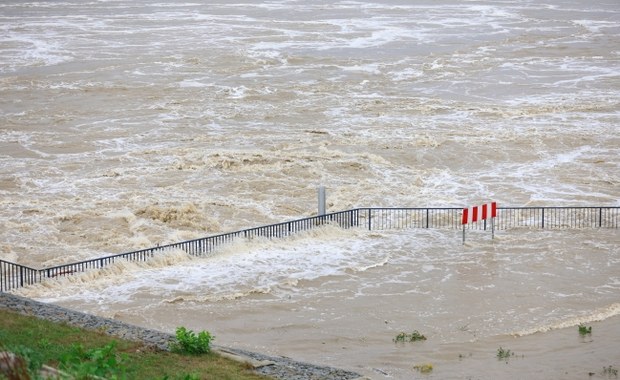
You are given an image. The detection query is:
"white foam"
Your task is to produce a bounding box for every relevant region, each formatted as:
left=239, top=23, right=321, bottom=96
left=573, top=20, right=619, bottom=34
left=178, top=80, right=206, bottom=88
left=16, top=227, right=392, bottom=304
left=512, top=303, right=620, bottom=337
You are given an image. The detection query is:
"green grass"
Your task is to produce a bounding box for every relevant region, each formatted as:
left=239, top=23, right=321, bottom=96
left=0, top=309, right=270, bottom=380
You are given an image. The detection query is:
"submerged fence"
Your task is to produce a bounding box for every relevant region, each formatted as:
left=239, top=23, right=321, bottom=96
left=1, top=206, right=618, bottom=292
left=364, top=206, right=620, bottom=230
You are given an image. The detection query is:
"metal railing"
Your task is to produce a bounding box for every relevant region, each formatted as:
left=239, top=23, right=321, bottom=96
left=362, top=206, right=620, bottom=230
left=0, top=260, right=40, bottom=292
left=1, top=210, right=360, bottom=292
left=1, top=206, right=617, bottom=292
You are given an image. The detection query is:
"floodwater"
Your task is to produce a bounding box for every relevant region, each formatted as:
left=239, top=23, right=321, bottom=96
left=1, top=0, right=619, bottom=379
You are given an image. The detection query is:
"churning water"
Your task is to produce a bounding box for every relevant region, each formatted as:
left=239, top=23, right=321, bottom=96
left=1, top=0, right=619, bottom=378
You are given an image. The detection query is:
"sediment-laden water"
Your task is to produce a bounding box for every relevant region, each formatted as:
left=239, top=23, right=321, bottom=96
left=1, top=1, right=619, bottom=378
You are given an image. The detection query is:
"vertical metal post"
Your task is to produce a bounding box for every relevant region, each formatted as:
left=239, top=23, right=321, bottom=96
left=599, top=207, right=603, bottom=228
left=318, top=186, right=326, bottom=216
left=491, top=217, right=495, bottom=239
left=541, top=208, right=545, bottom=229
left=462, top=225, right=466, bottom=245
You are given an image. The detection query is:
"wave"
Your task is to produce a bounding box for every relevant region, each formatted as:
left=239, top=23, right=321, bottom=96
left=12, top=226, right=388, bottom=303
left=134, top=202, right=220, bottom=231
left=12, top=249, right=194, bottom=297
left=162, top=287, right=274, bottom=304
left=511, top=303, right=620, bottom=337
left=348, top=256, right=390, bottom=273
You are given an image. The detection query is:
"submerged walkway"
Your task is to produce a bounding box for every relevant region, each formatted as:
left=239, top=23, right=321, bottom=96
left=1, top=206, right=619, bottom=293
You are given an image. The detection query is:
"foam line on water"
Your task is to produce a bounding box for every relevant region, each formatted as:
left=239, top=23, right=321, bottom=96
left=511, top=303, right=620, bottom=337
left=12, top=226, right=391, bottom=304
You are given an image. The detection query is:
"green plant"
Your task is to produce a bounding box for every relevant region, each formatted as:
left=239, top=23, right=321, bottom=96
left=603, top=365, right=618, bottom=378
left=413, top=363, right=433, bottom=373
left=36, top=339, right=52, bottom=350
left=181, top=375, right=200, bottom=380
left=394, top=330, right=427, bottom=343
left=60, top=341, right=128, bottom=379
left=163, top=375, right=200, bottom=380
left=496, top=347, right=514, bottom=360
left=170, top=327, right=214, bottom=355
left=578, top=324, right=592, bottom=336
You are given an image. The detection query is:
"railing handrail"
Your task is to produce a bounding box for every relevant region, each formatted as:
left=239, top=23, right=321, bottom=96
left=1, top=206, right=618, bottom=292
left=364, top=206, right=616, bottom=210
left=0, top=259, right=38, bottom=271
left=36, top=210, right=358, bottom=274
left=0, top=259, right=41, bottom=292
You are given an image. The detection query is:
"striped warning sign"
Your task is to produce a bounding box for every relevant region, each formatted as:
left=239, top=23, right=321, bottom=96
left=462, top=202, right=497, bottom=225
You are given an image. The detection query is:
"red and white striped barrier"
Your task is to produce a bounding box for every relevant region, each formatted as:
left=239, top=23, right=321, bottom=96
left=462, top=202, right=497, bottom=225
left=461, top=202, right=497, bottom=244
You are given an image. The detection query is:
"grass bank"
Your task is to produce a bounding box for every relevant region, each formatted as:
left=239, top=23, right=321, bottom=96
left=0, top=309, right=270, bottom=380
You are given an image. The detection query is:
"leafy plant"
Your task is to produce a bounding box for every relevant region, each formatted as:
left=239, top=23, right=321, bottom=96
left=496, top=347, right=514, bottom=360
left=60, top=341, right=128, bottom=379
left=603, top=365, right=618, bottom=378
left=164, top=375, right=201, bottom=380
left=170, top=327, right=214, bottom=355
left=36, top=339, right=52, bottom=350
left=578, top=324, right=592, bottom=336
left=393, top=330, right=427, bottom=343
left=413, top=363, right=433, bottom=373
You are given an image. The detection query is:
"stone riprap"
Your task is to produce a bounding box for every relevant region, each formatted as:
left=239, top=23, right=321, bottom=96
left=0, top=293, right=365, bottom=380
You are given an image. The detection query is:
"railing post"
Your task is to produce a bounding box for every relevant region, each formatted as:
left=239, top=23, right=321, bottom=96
left=426, top=208, right=429, bottom=228
left=541, top=208, right=545, bottom=229
left=368, top=209, right=372, bottom=231
left=318, top=186, right=326, bottom=216
left=599, top=207, right=603, bottom=228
